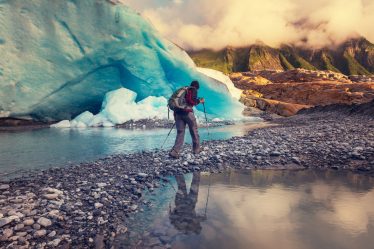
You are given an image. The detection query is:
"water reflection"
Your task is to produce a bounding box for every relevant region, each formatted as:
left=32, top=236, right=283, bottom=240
left=130, top=170, right=374, bottom=249
left=170, top=173, right=206, bottom=234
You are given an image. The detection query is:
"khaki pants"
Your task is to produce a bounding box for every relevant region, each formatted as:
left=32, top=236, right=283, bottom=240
left=172, top=112, right=200, bottom=153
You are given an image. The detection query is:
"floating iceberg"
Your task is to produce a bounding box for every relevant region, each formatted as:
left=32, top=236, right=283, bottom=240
left=0, top=0, right=244, bottom=122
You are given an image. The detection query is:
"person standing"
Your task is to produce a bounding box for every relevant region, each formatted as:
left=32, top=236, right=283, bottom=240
left=169, top=81, right=205, bottom=159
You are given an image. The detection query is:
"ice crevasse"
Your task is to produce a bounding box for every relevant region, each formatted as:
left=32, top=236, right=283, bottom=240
left=0, top=0, right=244, bottom=124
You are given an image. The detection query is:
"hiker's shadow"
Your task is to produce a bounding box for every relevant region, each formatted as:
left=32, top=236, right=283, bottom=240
left=169, top=172, right=206, bottom=234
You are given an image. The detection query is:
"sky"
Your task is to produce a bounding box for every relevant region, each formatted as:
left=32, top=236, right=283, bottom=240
left=122, top=0, right=374, bottom=50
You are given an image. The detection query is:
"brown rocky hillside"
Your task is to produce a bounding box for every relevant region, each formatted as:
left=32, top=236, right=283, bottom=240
left=231, top=69, right=374, bottom=117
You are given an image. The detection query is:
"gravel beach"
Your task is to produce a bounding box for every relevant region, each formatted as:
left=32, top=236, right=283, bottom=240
left=1, top=107, right=373, bottom=248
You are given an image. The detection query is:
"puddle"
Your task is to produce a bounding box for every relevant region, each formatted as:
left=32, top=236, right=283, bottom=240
left=116, top=169, right=374, bottom=249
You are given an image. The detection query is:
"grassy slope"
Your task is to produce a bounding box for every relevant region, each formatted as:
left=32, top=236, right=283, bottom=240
left=188, top=49, right=233, bottom=74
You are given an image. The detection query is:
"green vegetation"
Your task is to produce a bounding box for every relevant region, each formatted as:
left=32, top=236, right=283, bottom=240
left=320, top=52, right=341, bottom=72
left=279, top=53, right=295, bottom=70
left=188, top=49, right=233, bottom=74
left=343, top=52, right=371, bottom=75
left=187, top=38, right=374, bottom=75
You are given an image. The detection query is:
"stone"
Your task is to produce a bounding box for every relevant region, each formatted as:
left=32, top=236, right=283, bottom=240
left=44, top=193, right=59, bottom=200
left=97, top=183, right=107, bottom=188
left=3, top=228, right=13, bottom=238
left=137, top=173, right=148, bottom=177
left=9, top=235, right=19, bottom=241
left=49, top=239, right=61, bottom=247
left=37, top=217, right=52, bottom=227
left=95, top=203, right=104, bottom=209
left=292, top=157, right=301, bottom=164
left=33, top=224, right=41, bottom=230
left=130, top=205, right=138, bottom=211
left=0, top=184, right=10, bottom=190
left=270, top=151, right=281, bottom=156
left=42, top=188, right=63, bottom=195
left=0, top=218, right=12, bottom=227
left=23, top=219, right=34, bottom=226
left=34, top=229, right=47, bottom=238
left=0, top=213, right=3, bottom=219
left=14, top=223, right=25, bottom=231
left=48, top=231, right=56, bottom=237
left=16, top=232, right=27, bottom=237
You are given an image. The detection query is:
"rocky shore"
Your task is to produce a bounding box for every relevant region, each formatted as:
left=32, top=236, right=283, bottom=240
left=1, top=108, right=373, bottom=248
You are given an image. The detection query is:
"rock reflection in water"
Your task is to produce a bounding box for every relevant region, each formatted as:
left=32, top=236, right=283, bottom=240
left=124, top=170, right=374, bottom=249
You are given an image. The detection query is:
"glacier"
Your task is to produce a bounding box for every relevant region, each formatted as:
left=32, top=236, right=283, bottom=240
left=0, top=0, right=244, bottom=122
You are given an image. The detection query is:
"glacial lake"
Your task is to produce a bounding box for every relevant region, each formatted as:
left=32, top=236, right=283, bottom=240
left=0, top=122, right=266, bottom=177
left=118, top=169, right=374, bottom=249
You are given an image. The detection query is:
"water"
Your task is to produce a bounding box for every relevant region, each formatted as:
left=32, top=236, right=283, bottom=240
left=0, top=122, right=265, bottom=175
left=121, top=170, right=374, bottom=249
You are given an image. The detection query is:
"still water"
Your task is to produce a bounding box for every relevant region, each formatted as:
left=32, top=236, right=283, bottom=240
left=0, top=123, right=265, bottom=175
left=121, top=170, right=374, bottom=249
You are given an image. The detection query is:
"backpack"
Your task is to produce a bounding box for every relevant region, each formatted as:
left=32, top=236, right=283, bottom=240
left=168, top=87, right=190, bottom=111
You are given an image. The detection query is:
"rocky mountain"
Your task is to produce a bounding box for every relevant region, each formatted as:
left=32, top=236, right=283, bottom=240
left=188, top=38, right=374, bottom=75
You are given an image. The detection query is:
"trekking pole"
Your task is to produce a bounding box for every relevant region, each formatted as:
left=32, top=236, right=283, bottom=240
left=161, top=122, right=176, bottom=150
left=202, top=102, right=211, bottom=139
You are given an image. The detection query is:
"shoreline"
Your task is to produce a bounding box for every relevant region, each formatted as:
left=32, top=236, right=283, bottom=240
left=0, top=112, right=373, bottom=248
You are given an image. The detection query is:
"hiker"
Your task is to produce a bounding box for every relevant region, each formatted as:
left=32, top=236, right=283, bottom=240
left=168, top=80, right=205, bottom=159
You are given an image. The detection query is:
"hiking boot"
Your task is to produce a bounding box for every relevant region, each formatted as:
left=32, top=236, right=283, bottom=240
left=169, top=150, right=180, bottom=159
left=193, top=147, right=202, bottom=155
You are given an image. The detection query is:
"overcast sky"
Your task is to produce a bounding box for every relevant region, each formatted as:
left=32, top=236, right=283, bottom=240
left=123, top=0, right=374, bottom=50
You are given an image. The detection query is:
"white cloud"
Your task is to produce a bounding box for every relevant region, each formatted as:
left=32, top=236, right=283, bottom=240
left=123, top=0, right=374, bottom=50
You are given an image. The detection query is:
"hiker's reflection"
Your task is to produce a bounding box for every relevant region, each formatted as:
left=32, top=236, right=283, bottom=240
left=169, top=172, right=205, bottom=234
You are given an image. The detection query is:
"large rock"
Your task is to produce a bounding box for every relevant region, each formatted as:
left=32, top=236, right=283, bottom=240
left=240, top=94, right=311, bottom=117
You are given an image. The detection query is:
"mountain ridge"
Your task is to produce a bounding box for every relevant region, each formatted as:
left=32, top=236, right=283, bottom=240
left=188, top=37, right=374, bottom=75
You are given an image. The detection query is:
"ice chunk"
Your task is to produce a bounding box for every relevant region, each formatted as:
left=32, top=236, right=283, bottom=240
left=99, top=88, right=169, bottom=124
left=73, top=111, right=94, bottom=125
left=197, top=68, right=242, bottom=100
left=51, top=120, right=71, bottom=128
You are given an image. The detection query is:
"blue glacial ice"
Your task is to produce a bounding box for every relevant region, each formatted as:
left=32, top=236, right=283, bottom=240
left=0, top=0, right=244, bottom=122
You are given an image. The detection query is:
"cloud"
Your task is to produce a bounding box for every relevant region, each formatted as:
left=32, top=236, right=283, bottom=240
left=122, top=0, right=374, bottom=50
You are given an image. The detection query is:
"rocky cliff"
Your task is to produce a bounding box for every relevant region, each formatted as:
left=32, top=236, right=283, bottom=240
left=189, top=38, right=374, bottom=76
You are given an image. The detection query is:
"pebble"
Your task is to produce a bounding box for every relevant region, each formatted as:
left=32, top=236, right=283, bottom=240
left=0, top=218, right=12, bottom=228
left=49, top=238, right=61, bottom=247
left=32, top=224, right=41, bottom=230
left=43, top=193, right=59, bottom=200
left=97, top=183, right=107, bottom=188
left=47, top=231, right=56, bottom=237
left=95, top=203, right=104, bottom=209
left=14, top=223, right=25, bottom=231
left=3, top=228, right=13, bottom=238
left=34, top=230, right=47, bottom=238
left=0, top=184, right=10, bottom=191
left=37, top=217, right=52, bottom=227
